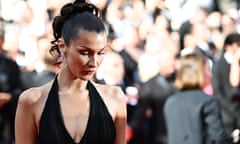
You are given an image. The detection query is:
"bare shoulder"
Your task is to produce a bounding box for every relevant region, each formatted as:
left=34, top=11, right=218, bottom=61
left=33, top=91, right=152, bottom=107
left=15, top=82, right=53, bottom=143
left=93, top=82, right=126, bottom=119
left=92, top=82, right=127, bottom=143
left=94, top=82, right=126, bottom=102
left=18, top=82, right=52, bottom=109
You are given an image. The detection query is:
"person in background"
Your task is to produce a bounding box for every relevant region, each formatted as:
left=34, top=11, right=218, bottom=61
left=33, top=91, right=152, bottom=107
left=128, top=48, right=177, bottom=144
left=95, top=50, right=125, bottom=89
left=0, top=29, right=23, bottom=144
left=164, top=53, right=233, bottom=144
left=211, top=33, right=240, bottom=142
left=21, top=37, right=61, bottom=90
left=15, top=0, right=127, bottom=144
left=220, top=13, right=238, bottom=36
left=228, top=34, right=240, bottom=144
left=118, top=25, right=143, bottom=88
left=205, top=11, right=224, bottom=57
left=178, top=7, right=209, bottom=50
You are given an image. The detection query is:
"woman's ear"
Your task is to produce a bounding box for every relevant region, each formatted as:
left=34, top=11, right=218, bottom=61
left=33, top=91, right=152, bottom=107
left=57, top=39, right=67, bottom=55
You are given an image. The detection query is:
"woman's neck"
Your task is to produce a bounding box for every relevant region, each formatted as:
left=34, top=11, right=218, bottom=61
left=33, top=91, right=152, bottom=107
left=57, top=68, right=88, bottom=92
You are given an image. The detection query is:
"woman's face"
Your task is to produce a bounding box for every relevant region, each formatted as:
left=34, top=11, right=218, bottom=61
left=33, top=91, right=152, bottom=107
left=64, top=31, right=107, bottom=80
left=155, top=15, right=169, bottom=30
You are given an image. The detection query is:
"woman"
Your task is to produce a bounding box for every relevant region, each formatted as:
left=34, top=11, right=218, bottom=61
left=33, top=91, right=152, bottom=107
left=163, top=53, right=233, bottom=144
left=15, top=0, right=127, bottom=144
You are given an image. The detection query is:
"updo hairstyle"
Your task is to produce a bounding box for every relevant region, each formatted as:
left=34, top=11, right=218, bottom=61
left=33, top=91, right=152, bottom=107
left=49, top=0, right=106, bottom=57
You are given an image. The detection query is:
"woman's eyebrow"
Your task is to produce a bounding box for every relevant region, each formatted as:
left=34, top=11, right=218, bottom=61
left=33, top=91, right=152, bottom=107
left=77, top=45, right=91, bottom=49
left=77, top=45, right=106, bottom=51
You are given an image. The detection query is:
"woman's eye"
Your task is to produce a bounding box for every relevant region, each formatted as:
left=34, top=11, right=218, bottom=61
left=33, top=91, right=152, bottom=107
left=79, top=51, right=90, bottom=55
left=79, top=50, right=106, bottom=56
left=98, top=51, right=106, bottom=55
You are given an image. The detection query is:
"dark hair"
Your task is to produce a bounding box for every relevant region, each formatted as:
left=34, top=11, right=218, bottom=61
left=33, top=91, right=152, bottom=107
left=50, top=0, right=106, bottom=57
left=223, top=33, right=240, bottom=48
left=153, top=7, right=162, bottom=24
left=152, top=7, right=171, bottom=32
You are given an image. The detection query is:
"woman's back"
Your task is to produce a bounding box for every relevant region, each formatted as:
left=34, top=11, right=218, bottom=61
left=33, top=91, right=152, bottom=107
left=164, top=53, right=233, bottom=144
left=164, top=89, right=231, bottom=144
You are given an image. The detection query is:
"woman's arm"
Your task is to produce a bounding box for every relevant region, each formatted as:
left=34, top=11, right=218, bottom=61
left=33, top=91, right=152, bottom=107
left=15, top=89, right=38, bottom=144
left=229, top=49, right=240, bottom=87
left=0, top=92, right=11, bottom=108
left=114, top=87, right=127, bottom=144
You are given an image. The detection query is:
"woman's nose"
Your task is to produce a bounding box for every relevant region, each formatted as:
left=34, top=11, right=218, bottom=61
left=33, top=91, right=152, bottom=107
left=88, top=54, right=98, bottom=66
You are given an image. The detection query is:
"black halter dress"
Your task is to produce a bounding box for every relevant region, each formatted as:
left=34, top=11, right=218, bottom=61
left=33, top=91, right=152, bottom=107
left=38, top=77, right=116, bottom=144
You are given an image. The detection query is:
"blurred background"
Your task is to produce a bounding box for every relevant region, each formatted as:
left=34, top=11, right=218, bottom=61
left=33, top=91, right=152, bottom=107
left=0, top=0, right=240, bottom=144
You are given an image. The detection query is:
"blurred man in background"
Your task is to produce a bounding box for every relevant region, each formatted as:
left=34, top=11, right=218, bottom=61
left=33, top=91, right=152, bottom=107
left=0, top=29, right=23, bottom=144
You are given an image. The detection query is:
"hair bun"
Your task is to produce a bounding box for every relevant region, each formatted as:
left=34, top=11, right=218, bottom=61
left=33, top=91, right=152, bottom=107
left=61, top=0, right=99, bottom=17
left=60, top=0, right=86, bottom=16
left=73, top=0, right=86, bottom=5
left=61, top=3, right=74, bottom=16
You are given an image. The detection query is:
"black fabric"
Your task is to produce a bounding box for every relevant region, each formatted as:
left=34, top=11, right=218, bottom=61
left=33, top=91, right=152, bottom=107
left=39, top=77, right=116, bottom=144
left=119, top=49, right=138, bottom=87
left=164, top=90, right=233, bottom=144
left=21, top=70, right=56, bottom=90
left=129, top=74, right=176, bottom=144
left=0, top=54, right=23, bottom=143
left=211, top=53, right=240, bottom=134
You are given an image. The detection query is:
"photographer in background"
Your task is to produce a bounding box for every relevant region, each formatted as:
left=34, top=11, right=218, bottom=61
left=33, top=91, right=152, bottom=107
left=212, top=33, right=240, bottom=143
left=0, top=29, right=23, bottom=144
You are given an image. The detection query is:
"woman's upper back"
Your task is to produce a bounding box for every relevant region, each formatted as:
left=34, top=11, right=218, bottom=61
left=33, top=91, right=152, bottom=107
left=164, top=89, right=232, bottom=144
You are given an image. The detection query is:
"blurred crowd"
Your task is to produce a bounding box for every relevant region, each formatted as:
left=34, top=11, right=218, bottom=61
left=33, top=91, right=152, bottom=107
left=0, top=0, right=240, bottom=143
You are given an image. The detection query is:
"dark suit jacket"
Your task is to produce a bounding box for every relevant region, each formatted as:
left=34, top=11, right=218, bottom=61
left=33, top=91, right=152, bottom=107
left=0, top=54, right=23, bottom=143
left=211, top=53, right=240, bottom=131
left=164, top=89, right=233, bottom=144
left=21, top=70, right=56, bottom=90
left=129, top=74, right=176, bottom=144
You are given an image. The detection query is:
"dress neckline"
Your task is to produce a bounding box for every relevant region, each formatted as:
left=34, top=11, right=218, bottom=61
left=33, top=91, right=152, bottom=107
left=39, top=76, right=116, bottom=144
left=55, top=79, right=92, bottom=144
